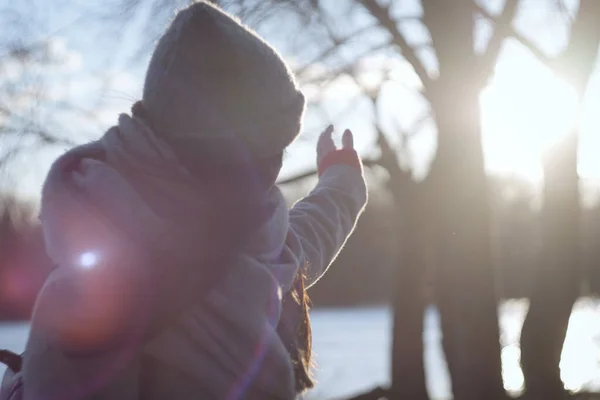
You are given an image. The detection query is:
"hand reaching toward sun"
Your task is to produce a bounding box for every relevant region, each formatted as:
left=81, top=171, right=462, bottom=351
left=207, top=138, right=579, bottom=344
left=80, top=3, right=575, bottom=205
left=317, top=125, right=355, bottom=165
left=316, top=125, right=360, bottom=176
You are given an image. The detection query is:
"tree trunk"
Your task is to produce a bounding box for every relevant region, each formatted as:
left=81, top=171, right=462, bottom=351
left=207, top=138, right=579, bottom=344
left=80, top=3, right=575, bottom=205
left=421, top=1, right=506, bottom=399
left=389, top=177, right=428, bottom=400
left=428, top=87, right=505, bottom=400
left=520, top=133, right=580, bottom=400
left=520, top=2, right=600, bottom=398
left=372, top=124, right=429, bottom=400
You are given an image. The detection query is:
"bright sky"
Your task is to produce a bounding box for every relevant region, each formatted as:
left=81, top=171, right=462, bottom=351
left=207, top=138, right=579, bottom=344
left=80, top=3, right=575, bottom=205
left=481, top=40, right=581, bottom=182
left=4, top=0, right=600, bottom=200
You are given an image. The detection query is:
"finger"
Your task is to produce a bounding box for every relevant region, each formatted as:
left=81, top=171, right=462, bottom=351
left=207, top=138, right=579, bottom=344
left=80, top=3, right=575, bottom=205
left=342, top=129, right=354, bottom=149
left=319, top=124, right=334, bottom=143
left=318, top=124, right=335, bottom=151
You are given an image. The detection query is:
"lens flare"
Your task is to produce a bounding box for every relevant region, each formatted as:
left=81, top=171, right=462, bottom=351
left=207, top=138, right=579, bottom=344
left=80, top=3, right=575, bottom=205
left=79, top=252, right=98, bottom=269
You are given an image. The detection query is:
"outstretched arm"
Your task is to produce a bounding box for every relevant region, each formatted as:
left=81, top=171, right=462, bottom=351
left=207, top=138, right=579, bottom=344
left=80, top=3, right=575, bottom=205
left=288, top=126, right=367, bottom=288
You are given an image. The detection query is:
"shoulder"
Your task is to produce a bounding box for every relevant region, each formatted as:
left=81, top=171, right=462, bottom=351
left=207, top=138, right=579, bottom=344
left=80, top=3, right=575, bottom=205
left=30, top=268, right=131, bottom=356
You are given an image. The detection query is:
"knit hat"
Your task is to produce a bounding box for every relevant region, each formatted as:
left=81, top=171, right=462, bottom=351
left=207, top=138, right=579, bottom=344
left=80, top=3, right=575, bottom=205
left=140, top=1, right=306, bottom=164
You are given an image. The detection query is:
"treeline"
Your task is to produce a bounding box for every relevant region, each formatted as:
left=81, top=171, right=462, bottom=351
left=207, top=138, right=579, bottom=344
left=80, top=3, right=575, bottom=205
left=0, top=174, right=599, bottom=319
left=0, top=196, right=53, bottom=319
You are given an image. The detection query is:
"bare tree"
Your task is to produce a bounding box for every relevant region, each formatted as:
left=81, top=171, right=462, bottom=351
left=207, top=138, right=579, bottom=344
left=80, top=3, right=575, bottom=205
left=0, top=1, right=106, bottom=178
left=516, top=2, right=600, bottom=399
left=383, top=2, right=517, bottom=398
left=268, top=1, right=517, bottom=398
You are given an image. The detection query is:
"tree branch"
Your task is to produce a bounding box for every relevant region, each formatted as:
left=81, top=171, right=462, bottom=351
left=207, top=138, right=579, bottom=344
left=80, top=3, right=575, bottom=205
left=277, top=157, right=381, bottom=185
left=295, top=23, right=381, bottom=76
left=356, top=0, right=431, bottom=92
left=298, top=41, right=392, bottom=84
left=478, top=0, right=519, bottom=81
left=475, top=2, right=556, bottom=70
left=553, top=0, right=600, bottom=93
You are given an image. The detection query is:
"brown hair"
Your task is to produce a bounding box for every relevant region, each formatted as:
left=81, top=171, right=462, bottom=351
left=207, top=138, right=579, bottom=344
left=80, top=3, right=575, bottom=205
left=276, top=271, right=314, bottom=393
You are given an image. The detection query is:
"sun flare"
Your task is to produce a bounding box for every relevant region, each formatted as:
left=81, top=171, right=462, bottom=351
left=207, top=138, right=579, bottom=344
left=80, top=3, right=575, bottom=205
left=480, top=55, right=579, bottom=183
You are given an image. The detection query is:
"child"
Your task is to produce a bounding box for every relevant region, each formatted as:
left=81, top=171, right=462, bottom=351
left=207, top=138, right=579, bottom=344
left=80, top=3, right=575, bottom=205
left=0, top=2, right=367, bottom=399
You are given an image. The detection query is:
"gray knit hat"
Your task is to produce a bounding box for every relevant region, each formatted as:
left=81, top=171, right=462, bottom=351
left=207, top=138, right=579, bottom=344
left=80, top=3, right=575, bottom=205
left=140, top=1, right=306, bottom=163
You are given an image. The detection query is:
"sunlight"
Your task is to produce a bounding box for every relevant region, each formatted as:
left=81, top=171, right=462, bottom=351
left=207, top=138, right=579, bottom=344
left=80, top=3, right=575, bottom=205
left=481, top=51, right=579, bottom=182
left=560, top=300, right=600, bottom=392
left=501, top=344, right=525, bottom=395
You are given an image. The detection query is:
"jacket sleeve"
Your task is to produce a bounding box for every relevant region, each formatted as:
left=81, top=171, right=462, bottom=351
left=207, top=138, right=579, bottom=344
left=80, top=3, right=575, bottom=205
left=287, top=156, right=367, bottom=288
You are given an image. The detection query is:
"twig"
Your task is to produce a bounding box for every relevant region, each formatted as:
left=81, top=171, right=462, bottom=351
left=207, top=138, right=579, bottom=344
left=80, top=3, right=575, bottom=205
left=295, top=23, right=381, bottom=76
left=478, top=0, right=519, bottom=82
left=356, top=0, right=431, bottom=91
left=474, top=2, right=556, bottom=70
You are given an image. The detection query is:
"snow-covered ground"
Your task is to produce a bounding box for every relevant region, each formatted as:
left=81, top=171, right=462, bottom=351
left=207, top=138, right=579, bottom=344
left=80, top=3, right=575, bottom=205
left=1, top=299, right=598, bottom=400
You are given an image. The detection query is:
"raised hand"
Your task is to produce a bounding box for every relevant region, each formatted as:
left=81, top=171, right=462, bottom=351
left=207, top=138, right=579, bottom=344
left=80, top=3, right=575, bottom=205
left=317, top=125, right=355, bottom=167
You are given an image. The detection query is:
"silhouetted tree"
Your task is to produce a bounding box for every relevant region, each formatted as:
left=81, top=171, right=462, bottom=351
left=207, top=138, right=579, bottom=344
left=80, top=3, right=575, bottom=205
left=489, top=175, right=539, bottom=299
left=519, top=2, right=600, bottom=398
left=582, top=201, right=600, bottom=295
left=273, top=0, right=518, bottom=396
left=0, top=1, right=82, bottom=162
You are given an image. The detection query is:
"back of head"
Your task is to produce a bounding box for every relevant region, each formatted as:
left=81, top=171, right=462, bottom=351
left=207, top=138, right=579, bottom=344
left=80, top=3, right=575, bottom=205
left=141, top=1, right=305, bottom=168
